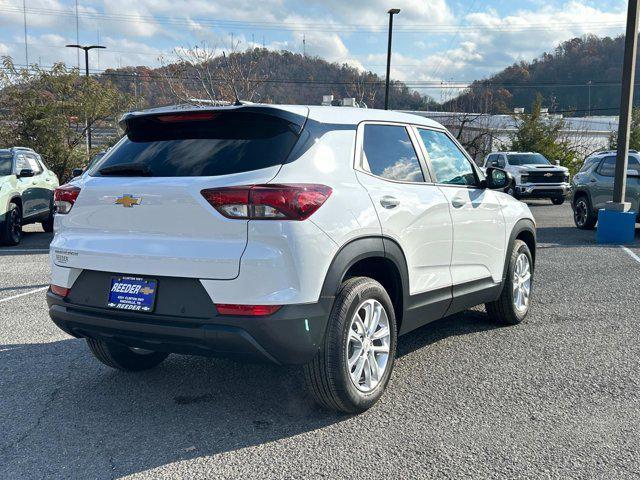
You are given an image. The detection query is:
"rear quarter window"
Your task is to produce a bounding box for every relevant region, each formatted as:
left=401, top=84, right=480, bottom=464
left=93, top=111, right=301, bottom=177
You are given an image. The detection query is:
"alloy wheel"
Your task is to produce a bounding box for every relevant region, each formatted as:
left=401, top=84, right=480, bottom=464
left=512, top=253, right=531, bottom=313
left=346, top=298, right=391, bottom=393
left=574, top=199, right=588, bottom=227
left=9, top=208, right=22, bottom=243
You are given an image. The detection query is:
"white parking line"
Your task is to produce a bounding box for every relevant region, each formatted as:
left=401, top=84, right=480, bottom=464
left=0, top=286, right=49, bottom=303
left=621, top=246, right=640, bottom=264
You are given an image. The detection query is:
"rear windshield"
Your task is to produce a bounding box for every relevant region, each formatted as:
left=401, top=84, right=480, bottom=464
left=92, top=111, right=301, bottom=177
left=0, top=154, right=12, bottom=176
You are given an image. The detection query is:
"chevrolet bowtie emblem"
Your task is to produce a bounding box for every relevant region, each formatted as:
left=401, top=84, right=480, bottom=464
left=115, top=195, right=141, bottom=208
left=139, top=287, right=155, bottom=295
left=544, top=173, right=553, bottom=177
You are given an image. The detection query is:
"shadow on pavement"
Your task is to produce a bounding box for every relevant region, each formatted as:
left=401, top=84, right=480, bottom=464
left=0, top=228, right=53, bottom=254
left=1, top=308, right=500, bottom=478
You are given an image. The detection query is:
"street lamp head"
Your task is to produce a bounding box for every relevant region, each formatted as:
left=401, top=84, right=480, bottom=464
left=388, top=8, right=401, bottom=15
left=65, top=44, right=106, bottom=51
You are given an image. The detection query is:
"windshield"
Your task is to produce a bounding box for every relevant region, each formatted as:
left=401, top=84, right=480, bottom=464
left=92, top=111, right=301, bottom=177
left=0, top=154, right=12, bottom=176
left=507, top=153, right=550, bottom=166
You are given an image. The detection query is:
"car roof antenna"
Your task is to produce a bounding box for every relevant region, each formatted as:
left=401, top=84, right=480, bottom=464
left=222, top=52, right=243, bottom=106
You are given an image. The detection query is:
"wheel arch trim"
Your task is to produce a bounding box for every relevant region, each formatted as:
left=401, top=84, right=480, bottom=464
left=502, top=218, right=536, bottom=284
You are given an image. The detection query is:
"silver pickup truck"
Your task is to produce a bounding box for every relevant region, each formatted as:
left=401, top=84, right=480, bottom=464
left=483, top=152, right=570, bottom=204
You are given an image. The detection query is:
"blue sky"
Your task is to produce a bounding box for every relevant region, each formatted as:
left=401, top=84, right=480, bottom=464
left=0, top=0, right=630, bottom=99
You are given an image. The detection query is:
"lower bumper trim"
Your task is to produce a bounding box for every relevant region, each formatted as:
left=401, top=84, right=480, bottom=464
left=48, top=292, right=332, bottom=365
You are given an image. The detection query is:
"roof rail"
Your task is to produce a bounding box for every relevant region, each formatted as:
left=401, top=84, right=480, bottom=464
left=592, top=149, right=638, bottom=156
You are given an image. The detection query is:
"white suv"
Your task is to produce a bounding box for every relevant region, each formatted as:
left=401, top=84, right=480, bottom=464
left=48, top=105, right=536, bottom=413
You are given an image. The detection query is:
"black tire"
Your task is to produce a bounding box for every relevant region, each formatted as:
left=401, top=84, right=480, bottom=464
left=41, top=195, right=54, bottom=232
left=486, top=239, right=533, bottom=325
left=551, top=197, right=565, bottom=205
left=1, top=202, right=23, bottom=246
left=573, top=194, right=597, bottom=230
left=304, top=277, right=397, bottom=413
left=86, top=338, right=169, bottom=371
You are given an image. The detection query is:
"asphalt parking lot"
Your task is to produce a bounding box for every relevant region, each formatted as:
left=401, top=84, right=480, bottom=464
left=1, top=202, right=639, bottom=479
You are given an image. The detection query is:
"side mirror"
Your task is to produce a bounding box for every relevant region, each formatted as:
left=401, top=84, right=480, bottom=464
left=484, top=167, right=512, bottom=190
left=18, top=168, right=35, bottom=178
left=71, top=168, right=84, bottom=178
left=554, top=160, right=561, bottom=166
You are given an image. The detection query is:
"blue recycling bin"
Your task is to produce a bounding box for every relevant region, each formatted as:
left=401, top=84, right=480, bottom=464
left=596, top=209, right=637, bottom=244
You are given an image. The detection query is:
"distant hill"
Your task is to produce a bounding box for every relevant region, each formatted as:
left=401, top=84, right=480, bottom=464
left=443, top=35, right=632, bottom=115
left=98, top=49, right=438, bottom=111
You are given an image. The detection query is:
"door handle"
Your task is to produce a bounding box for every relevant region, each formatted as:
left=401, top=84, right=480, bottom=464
left=590, top=179, right=597, bottom=183
left=452, top=198, right=467, bottom=208
left=380, top=196, right=400, bottom=209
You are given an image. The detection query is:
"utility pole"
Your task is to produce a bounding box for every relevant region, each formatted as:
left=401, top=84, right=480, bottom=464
left=587, top=80, right=592, bottom=116
left=597, top=0, right=639, bottom=244
left=66, top=44, right=106, bottom=160
left=303, top=34, right=306, bottom=56
left=613, top=0, right=639, bottom=206
left=22, top=0, right=28, bottom=66
left=384, top=8, right=400, bottom=110
left=75, top=0, right=80, bottom=68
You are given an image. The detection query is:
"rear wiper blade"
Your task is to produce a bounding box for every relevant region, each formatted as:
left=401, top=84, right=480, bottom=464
left=98, top=164, right=153, bottom=176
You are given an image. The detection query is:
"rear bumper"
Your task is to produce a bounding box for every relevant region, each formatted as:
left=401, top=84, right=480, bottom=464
left=516, top=183, right=570, bottom=198
left=47, top=291, right=333, bottom=365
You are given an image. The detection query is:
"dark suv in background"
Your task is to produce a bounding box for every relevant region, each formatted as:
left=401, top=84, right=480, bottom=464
left=571, top=150, right=640, bottom=229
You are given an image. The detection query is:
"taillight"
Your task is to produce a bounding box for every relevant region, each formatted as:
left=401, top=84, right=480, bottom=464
left=50, top=285, right=70, bottom=297
left=216, top=304, right=282, bottom=316
left=201, top=184, right=332, bottom=221
left=54, top=184, right=81, bottom=214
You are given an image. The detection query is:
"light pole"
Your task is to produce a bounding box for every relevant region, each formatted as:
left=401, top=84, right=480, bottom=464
left=596, top=0, right=639, bottom=244
left=384, top=8, right=400, bottom=110
left=66, top=44, right=106, bottom=159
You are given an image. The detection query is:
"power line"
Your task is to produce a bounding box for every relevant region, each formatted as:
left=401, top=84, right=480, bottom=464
left=0, top=6, right=628, bottom=33
left=1, top=63, right=638, bottom=90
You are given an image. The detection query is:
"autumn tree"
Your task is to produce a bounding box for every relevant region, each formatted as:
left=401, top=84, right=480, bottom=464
left=0, top=57, right=132, bottom=180
left=509, top=95, right=579, bottom=172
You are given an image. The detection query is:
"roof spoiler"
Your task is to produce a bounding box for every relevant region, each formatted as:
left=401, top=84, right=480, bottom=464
left=119, top=105, right=308, bottom=136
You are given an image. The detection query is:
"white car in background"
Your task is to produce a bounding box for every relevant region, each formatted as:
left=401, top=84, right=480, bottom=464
left=47, top=105, right=535, bottom=413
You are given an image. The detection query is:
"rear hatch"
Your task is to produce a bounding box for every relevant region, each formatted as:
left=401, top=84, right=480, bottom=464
left=52, top=106, right=308, bottom=279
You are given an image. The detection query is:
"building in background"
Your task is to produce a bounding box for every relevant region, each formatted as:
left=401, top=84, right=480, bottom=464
left=404, top=110, right=618, bottom=164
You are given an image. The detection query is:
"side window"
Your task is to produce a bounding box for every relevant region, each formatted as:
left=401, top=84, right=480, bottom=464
left=26, top=154, right=43, bottom=174
left=485, top=154, right=496, bottom=167
left=597, top=156, right=616, bottom=177
left=362, top=124, right=425, bottom=182
left=579, top=157, right=597, bottom=173
left=14, top=155, right=30, bottom=173
left=417, top=129, right=478, bottom=186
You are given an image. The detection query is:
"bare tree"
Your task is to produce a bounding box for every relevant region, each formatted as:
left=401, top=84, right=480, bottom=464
left=159, top=42, right=265, bottom=106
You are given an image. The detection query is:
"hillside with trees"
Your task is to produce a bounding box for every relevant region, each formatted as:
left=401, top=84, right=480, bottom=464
left=99, top=48, right=438, bottom=111
left=443, top=35, right=632, bottom=115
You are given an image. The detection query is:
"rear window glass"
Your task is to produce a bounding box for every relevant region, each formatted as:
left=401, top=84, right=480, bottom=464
left=92, top=111, right=300, bottom=177
left=362, top=124, right=424, bottom=182
left=0, top=154, right=12, bottom=176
